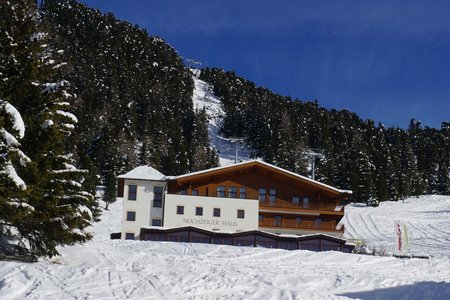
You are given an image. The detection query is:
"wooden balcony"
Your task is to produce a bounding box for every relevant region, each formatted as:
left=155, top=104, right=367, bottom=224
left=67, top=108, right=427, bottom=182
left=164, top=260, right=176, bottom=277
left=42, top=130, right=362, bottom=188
left=259, top=199, right=343, bottom=214
left=259, top=218, right=343, bottom=232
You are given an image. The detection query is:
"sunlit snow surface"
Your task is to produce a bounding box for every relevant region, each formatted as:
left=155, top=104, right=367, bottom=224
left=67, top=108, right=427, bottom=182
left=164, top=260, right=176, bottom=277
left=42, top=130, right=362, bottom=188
left=343, top=195, right=450, bottom=258
left=0, top=195, right=449, bottom=299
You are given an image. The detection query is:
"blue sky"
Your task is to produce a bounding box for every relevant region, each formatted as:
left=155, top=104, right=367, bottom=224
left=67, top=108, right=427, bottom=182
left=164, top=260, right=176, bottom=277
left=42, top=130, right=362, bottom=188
left=81, top=0, right=450, bottom=128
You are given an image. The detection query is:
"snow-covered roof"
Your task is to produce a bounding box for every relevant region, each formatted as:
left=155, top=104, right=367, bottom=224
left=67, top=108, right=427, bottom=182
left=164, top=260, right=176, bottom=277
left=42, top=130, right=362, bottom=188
left=174, top=160, right=352, bottom=195
left=118, top=165, right=165, bottom=181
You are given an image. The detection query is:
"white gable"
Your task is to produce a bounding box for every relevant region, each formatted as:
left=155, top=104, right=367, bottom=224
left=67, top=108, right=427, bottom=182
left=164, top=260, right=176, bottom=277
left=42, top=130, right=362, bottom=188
left=118, top=165, right=165, bottom=181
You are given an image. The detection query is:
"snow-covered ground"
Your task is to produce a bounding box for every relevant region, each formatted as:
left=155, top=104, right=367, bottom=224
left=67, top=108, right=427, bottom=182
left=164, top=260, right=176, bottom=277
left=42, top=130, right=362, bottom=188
left=344, top=195, right=450, bottom=258
left=191, top=69, right=253, bottom=166
left=1, top=195, right=449, bottom=299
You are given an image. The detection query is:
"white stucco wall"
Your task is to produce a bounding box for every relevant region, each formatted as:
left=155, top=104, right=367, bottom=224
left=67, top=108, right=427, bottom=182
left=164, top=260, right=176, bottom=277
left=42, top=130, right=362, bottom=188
left=121, top=179, right=166, bottom=239
left=164, top=194, right=259, bottom=232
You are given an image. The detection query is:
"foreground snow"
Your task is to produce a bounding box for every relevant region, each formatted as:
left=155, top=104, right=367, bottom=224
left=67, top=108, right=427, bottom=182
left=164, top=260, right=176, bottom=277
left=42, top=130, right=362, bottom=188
left=1, top=196, right=450, bottom=299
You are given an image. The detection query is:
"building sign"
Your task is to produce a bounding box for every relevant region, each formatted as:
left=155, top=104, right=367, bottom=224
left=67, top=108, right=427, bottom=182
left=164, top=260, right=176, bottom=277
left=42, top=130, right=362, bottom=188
left=183, top=218, right=238, bottom=227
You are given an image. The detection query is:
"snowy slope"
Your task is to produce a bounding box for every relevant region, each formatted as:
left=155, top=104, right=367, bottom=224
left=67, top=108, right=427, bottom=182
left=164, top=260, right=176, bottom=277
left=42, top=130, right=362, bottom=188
left=343, top=195, right=450, bottom=258
left=191, top=69, right=253, bottom=166
left=1, top=196, right=449, bottom=299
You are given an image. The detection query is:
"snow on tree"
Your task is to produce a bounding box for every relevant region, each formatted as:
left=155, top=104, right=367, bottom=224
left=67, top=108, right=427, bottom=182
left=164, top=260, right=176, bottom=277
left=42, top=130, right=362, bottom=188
left=0, top=100, right=29, bottom=188
left=0, top=0, right=97, bottom=258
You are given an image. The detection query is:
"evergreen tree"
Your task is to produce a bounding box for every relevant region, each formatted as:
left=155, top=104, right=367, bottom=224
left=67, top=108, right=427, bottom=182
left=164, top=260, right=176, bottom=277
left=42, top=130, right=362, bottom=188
left=347, top=131, right=375, bottom=203
left=103, top=172, right=117, bottom=210
left=0, top=0, right=97, bottom=257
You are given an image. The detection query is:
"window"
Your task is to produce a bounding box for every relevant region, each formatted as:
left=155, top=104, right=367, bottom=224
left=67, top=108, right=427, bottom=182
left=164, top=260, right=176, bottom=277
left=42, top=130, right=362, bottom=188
left=179, top=189, right=187, bottom=195
left=128, top=185, right=137, bottom=200
left=315, top=218, right=322, bottom=229
left=153, top=186, right=163, bottom=207
left=237, top=209, right=245, bottom=219
left=196, top=207, right=203, bottom=216
left=152, top=219, right=162, bottom=226
left=217, top=186, right=226, bottom=197
left=125, top=233, right=135, bottom=240
left=176, top=205, right=184, bottom=215
left=292, top=196, right=300, bottom=206
left=269, top=189, right=276, bottom=205
left=274, top=215, right=282, bottom=226
left=228, top=186, right=237, bottom=198
left=239, top=187, right=247, bottom=199
left=258, top=188, right=266, bottom=202
left=213, top=208, right=221, bottom=217
left=126, top=211, right=136, bottom=221
left=192, top=189, right=199, bottom=196
left=296, top=216, right=302, bottom=225
left=303, top=197, right=309, bottom=208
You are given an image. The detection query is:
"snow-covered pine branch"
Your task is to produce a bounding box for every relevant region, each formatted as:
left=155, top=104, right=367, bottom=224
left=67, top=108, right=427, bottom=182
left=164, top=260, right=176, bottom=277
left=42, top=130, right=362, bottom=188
left=0, top=100, right=25, bottom=138
left=0, top=100, right=28, bottom=189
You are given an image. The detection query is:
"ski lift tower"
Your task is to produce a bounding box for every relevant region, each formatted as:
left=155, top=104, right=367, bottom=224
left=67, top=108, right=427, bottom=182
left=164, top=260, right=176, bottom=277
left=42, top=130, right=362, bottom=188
left=303, top=148, right=325, bottom=180
left=229, top=137, right=245, bottom=164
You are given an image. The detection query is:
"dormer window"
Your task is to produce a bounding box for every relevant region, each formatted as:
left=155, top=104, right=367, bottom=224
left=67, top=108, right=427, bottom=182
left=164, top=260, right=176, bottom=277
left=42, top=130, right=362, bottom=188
left=217, top=186, right=226, bottom=197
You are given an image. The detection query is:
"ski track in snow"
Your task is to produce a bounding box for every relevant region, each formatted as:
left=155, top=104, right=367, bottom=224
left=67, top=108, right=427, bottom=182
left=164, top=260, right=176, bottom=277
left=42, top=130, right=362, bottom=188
left=1, top=196, right=450, bottom=299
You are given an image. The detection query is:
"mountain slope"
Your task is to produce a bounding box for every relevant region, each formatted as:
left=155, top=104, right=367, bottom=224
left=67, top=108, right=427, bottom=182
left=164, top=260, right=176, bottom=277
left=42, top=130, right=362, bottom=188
left=191, top=69, right=253, bottom=166
left=200, top=67, right=450, bottom=202
left=42, top=0, right=218, bottom=179
left=40, top=0, right=450, bottom=203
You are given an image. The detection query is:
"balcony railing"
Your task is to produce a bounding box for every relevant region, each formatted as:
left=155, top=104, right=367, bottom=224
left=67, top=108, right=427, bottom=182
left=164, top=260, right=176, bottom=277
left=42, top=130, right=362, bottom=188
left=259, top=199, right=340, bottom=212
left=259, top=218, right=342, bottom=232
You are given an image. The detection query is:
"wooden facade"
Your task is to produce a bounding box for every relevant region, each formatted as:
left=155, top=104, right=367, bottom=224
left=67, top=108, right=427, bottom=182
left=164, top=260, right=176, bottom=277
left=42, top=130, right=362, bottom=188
left=167, top=161, right=350, bottom=236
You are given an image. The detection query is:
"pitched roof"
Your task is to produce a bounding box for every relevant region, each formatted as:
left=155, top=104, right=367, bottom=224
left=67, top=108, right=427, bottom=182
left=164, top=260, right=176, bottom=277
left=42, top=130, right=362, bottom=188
left=174, top=160, right=352, bottom=195
left=118, top=165, right=165, bottom=181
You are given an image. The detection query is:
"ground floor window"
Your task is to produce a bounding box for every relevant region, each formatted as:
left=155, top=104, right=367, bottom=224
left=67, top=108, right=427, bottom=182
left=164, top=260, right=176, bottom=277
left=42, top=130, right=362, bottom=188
left=177, top=205, right=184, bottom=215
left=126, top=211, right=136, bottom=221
left=196, top=207, right=203, bottom=216
left=237, top=209, right=245, bottom=219
left=125, top=233, right=135, bottom=240
left=213, top=208, right=221, bottom=217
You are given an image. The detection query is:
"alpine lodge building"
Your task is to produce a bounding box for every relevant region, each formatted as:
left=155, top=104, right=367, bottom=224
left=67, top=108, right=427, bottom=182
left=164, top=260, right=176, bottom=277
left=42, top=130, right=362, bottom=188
left=117, top=160, right=355, bottom=252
